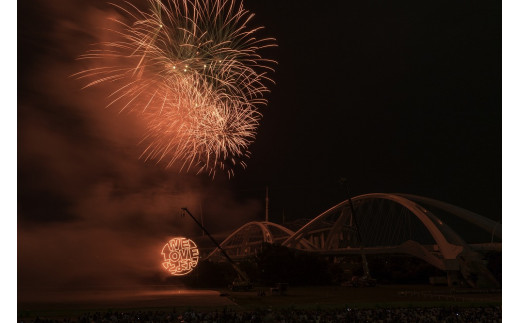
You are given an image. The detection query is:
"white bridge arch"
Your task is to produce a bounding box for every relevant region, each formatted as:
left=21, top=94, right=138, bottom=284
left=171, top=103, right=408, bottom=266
left=207, top=193, right=501, bottom=287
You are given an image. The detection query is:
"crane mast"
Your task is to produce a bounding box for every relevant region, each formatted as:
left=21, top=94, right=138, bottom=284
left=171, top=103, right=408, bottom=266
left=340, top=179, right=374, bottom=285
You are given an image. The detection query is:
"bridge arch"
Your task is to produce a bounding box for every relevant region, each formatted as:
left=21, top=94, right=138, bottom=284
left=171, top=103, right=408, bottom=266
left=206, top=193, right=500, bottom=287
left=206, top=221, right=297, bottom=259
left=396, top=194, right=501, bottom=240
left=283, top=193, right=468, bottom=262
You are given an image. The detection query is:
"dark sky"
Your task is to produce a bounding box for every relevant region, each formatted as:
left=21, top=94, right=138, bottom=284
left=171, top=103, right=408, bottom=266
left=240, top=0, right=501, bottom=222
left=18, top=0, right=500, bottom=291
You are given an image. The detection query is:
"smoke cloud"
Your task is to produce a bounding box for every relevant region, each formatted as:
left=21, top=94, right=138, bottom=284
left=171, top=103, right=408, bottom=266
left=18, top=0, right=262, bottom=297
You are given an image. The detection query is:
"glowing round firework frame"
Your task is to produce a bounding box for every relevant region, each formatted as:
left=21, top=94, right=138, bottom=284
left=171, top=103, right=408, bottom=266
left=161, top=237, right=200, bottom=276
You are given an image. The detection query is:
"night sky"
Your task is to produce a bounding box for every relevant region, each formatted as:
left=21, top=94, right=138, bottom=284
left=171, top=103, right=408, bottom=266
left=240, top=0, right=501, bottom=223
left=18, top=0, right=501, bottom=292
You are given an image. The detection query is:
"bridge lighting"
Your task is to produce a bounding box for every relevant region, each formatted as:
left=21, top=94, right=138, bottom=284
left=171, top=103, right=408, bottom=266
left=161, top=237, right=200, bottom=276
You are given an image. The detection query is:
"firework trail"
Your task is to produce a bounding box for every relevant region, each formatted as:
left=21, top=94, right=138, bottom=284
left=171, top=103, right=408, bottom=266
left=75, top=0, right=276, bottom=177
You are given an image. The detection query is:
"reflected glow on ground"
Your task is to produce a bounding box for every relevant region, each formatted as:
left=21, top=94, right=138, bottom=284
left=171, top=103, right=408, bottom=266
left=19, top=287, right=235, bottom=308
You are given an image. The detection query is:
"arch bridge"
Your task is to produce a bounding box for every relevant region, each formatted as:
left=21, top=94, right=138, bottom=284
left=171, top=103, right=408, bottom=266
left=207, top=193, right=501, bottom=287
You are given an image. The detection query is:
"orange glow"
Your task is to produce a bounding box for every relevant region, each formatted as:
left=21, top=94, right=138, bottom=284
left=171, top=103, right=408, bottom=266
left=161, top=237, right=199, bottom=276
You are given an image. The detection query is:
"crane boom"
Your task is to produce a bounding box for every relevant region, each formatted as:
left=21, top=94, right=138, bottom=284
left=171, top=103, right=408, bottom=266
left=180, top=208, right=251, bottom=286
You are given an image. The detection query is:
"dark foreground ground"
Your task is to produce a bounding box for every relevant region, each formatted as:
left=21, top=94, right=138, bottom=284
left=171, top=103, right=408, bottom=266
left=18, top=285, right=501, bottom=322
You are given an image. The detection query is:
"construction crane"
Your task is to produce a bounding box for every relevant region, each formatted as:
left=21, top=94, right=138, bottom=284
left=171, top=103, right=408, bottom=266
left=340, top=179, right=376, bottom=287
left=180, top=207, right=252, bottom=291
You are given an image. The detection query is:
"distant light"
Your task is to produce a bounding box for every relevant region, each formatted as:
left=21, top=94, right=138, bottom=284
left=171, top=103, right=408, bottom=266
left=172, top=66, right=176, bottom=69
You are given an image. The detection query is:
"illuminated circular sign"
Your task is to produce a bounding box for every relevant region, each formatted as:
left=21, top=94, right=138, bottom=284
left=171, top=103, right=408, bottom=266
left=161, top=237, right=200, bottom=276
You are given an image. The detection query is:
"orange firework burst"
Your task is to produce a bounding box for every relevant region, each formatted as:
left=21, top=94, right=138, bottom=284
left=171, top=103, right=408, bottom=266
left=75, top=0, right=276, bottom=177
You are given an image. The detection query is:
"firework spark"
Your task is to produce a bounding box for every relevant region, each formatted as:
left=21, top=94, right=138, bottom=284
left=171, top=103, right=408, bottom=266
left=75, top=0, right=276, bottom=177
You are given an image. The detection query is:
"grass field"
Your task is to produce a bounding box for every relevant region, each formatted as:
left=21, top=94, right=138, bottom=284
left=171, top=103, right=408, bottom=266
left=227, top=284, right=501, bottom=311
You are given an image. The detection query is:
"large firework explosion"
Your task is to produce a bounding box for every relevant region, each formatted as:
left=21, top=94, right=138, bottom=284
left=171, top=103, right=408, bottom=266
left=75, top=0, right=276, bottom=177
